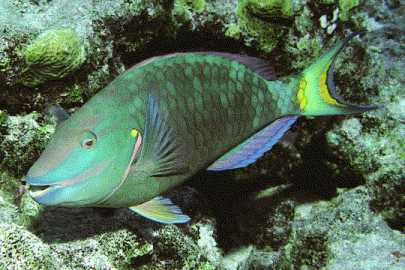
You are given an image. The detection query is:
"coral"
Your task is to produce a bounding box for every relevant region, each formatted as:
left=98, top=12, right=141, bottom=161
left=0, top=171, right=19, bottom=202
left=176, top=0, right=206, bottom=13
left=326, top=112, right=404, bottom=229
left=0, top=110, right=7, bottom=124
left=0, top=181, right=221, bottom=269
left=20, top=28, right=86, bottom=87
left=236, top=0, right=296, bottom=53
left=196, top=223, right=223, bottom=265
left=0, top=172, right=21, bottom=225
left=50, top=228, right=153, bottom=269
left=324, top=1, right=405, bottom=228
left=19, top=192, right=43, bottom=227
left=220, top=246, right=254, bottom=270
left=0, top=210, right=155, bottom=270
left=338, top=0, right=360, bottom=21
left=0, top=112, right=55, bottom=176
left=173, top=0, right=204, bottom=24
left=224, top=24, right=242, bottom=39
left=0, top=0, right=237, bottom=112
left=0, top=223, right=61, bottom=269
left=67, top=84, right=85, bottom=103
left=277, top=188, right=405, bottom=269
left=154, top=225, right=213, bottom=269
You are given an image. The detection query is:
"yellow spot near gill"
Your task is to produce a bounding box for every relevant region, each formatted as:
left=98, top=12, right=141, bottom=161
left=297, top=78, right=307, bottom=111
left=130, top=128, right=139, bottom=138
left=319, top=66, right=341, bottom=106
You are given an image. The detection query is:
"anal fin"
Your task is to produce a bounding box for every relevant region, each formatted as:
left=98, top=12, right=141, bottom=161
left=207, top=116, right=298, bottom=171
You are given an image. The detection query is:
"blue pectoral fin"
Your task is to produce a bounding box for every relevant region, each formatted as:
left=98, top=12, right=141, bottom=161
left=207, top=116, right=298, bottom=171
left=129, top=196, right=190, bottom=224
left=138, top=94, right=188, bottom=177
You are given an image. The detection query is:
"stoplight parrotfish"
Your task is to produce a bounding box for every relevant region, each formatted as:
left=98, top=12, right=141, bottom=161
left=25, top=34, right=378, bottom=224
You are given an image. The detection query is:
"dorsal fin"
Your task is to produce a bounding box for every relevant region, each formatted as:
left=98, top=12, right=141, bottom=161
left=196, top=52, right=277, bottom=81
left=207, top=116, right=298, bottom=171
left=130, top=52, right=276, bottom=81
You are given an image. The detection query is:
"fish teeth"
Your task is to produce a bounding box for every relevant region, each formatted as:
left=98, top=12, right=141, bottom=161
left=29, top=187, right=50, bottom=198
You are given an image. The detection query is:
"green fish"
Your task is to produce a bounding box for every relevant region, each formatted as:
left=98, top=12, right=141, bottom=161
left=26, top=34, right=378, bottom=224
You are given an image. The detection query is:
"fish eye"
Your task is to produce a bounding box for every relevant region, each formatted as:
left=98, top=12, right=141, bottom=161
left=80, top=131, right=97, bottom=150
left=81, top=138, right=96, bottom=149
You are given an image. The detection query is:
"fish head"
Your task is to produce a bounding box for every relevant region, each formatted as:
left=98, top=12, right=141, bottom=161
left=26, top=102, right=142, bottom=207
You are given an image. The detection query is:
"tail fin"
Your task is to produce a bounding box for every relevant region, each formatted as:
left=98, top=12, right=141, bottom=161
left=296, top=33, right=380, bottom=116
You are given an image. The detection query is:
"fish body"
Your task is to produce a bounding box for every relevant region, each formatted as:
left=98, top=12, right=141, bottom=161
left=26, top=35, right=377, bottom=223
left=97, top=53, right=299, bottom=207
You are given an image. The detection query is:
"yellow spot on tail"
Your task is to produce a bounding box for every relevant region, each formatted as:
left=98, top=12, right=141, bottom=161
left=297, top=78, right=307, bottom=111
left=130, top=128, right=139, bottom=138
left=319, top=66, right=341, bottom=106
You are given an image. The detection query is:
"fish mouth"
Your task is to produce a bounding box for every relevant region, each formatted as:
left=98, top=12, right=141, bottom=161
left=24, top=176, right=57, bottom=200
left=28, top=184, right=53, bottom=198
left=25, top=159, right=113, bottom=205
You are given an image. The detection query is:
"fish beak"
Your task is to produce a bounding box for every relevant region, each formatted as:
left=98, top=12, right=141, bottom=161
left=25, top=175, right=58, bottom=204
left=28, top=185, right=52, bottom=199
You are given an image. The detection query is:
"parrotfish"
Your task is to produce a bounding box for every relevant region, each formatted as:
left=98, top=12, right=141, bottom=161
left=25, top=34, right=378, bottom=224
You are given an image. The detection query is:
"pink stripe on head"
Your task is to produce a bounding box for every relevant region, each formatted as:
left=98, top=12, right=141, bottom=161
left=97, top=133, right=143, bottom=204
left=124, top=133, right=142, bottom=179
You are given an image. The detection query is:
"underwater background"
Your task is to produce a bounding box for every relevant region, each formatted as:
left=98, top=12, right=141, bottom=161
left=0, top=0, right=403, bottom=269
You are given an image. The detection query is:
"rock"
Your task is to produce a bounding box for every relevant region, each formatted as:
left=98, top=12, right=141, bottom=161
left=325, top=1, right=404, bottom=229
left=277, top=187, right=405, bottom=269
left=338, top=0, right=360, bottom=21
left=196, top=223, right=223, bottom=265
left=327, top=113, right=404, bottom=230
left=0, top=176, right=21, bottom=225
left=175, top=0, right=206, bottom=14
left=220, top=245, right=279, bottom=270
left=0, top=175, right=220, bottom=269
left=154, top=225, right=213, bottom=269
left=0, top=223, right=61, bottom=270
left=220, top=245, right=254, bottom=270
left=0, top=112, right=55, bottom=177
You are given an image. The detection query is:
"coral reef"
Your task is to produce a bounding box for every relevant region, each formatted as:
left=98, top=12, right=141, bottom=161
left=0, top=0, right=404, bottom=269
left=0, top=112, right=54, bottom=176
left=176, top=0, right=206, bottom=13
left=236, top=0, right=297, bottom=53
left=277, top=187, right=404, bottom=269
left=338, top=0, right=360, bottom=21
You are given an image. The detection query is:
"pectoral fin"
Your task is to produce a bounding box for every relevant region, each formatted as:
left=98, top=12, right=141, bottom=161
left=137, top=94, right=188, bottom=177
left=129, top=196, right=190, bottom=224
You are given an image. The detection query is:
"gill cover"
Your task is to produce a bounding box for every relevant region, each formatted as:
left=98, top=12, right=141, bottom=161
left=296, top=32, right=380, bottom=116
